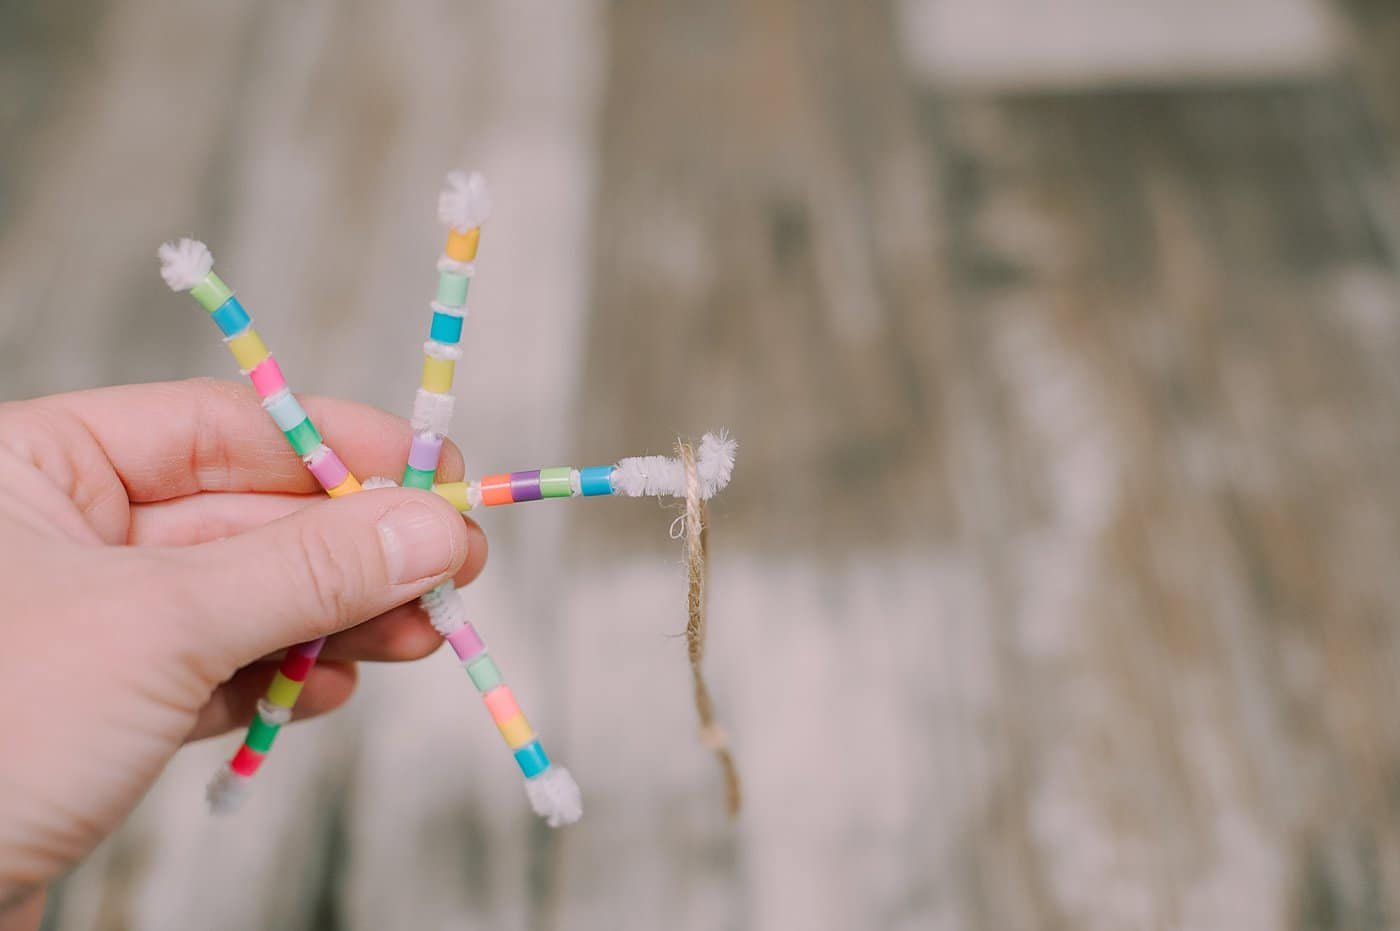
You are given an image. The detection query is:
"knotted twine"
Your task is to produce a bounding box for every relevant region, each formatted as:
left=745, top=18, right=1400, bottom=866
left=677, top=439, right=742, bottom=817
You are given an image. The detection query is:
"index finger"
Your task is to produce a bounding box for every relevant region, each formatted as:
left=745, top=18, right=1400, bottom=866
left=31, top=378, right=467, bottom=502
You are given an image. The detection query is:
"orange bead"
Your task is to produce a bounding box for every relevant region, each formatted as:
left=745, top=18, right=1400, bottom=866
left=480, top=473, right=513, bottom=506
left=444, top=227, right=480, bottom=262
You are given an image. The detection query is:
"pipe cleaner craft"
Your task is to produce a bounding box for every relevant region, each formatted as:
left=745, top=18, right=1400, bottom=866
left=158, top=170, right=738, bottom=827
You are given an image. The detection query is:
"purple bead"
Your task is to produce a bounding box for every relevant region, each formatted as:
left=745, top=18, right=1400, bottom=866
left=446, top=623, right=485, bottom=662
left=408, top=433, right=444, bottom=472
left=510, top=470, right=543, bottom=501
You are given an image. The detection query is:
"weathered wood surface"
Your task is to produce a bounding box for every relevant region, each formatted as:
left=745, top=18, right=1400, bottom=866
left=4, top=0, right=1400, bottom=928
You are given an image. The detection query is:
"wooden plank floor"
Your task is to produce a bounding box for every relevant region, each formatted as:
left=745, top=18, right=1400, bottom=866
left=4, top=0, right=1400, bottom=928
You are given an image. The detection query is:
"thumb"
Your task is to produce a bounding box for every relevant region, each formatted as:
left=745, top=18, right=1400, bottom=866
left=161, top=488, right=469, bottom=666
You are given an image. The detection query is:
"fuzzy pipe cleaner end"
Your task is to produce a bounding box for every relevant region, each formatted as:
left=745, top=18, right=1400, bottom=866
left=438, top=170, right=492, bottom=231
left=157, top=238, right=214, bottom=291
left=612, top=430, right=737, bottom=499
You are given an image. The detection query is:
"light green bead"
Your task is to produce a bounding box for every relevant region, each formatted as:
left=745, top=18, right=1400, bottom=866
left=191, top=272, right=234, bottom=312
left=540, top=467, right=572, bottom=498
left=436, top=271, right=469, bottom=307
left=466, top=655, right=502, bottom=692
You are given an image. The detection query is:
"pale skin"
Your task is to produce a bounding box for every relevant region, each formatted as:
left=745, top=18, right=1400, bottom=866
left=0, top=379, right=487, bottom=930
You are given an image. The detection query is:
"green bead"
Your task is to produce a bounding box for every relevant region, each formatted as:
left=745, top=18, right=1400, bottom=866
left=402, top=464, right=435, bottom=489
left=436, top=271, right=470, bottom=307
left=245, top=715, right=281, bottom=753
left=540, top=466, right=572, bottom=498
left=466, top=654, right=502, bottom=692
left=191, top=272, right=234, bottom=312
left=283, top=418, right=322, bottom=456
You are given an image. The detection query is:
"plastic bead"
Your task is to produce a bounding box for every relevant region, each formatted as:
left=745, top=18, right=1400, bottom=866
left=483, top=685, right=522, bottom=724
left=281, top=652, right=315, bottom=682
left=247, top=357, right=287, bottom=398
left=480, top=473, right=513, bottom=506
left=326, top=474, right=361, bottom=498
left=496, top=713, right=535, bottom=749
left=191, top=272, right=234, bottom=312
left=433, top=481, right=471, bottom=512
left=466, top=654, right=502, bottom=692
left=514, top=741, right=551, bottom=778
left=210, top=296, right=251, bottom=337
left=422, top=355, right=455, bottom=393
left=446, top=623, right=485, bottom=663
left=510, top=470, right=543, bottom=502
left=245, top=715, right=281, bottom=753
left=265, top=672, right=305, bottom=709
left=283, top=419, right=322, bottom=457
left=445, top=227, right=480, bottom=262
left=225, top=329, right=270, bottom=371
left=429, top=310, right=464, bottom=344
left=306, top=446, right=350, bottom=491
left=229, top=744, right=266, bottom=777
left=401, top=464, right=435, bottom=490
left=579, top=465, right=615, bottom=496
left=263, top=390, right=309, bottom=432
left=539, top=466, right=573, bottom=498
left=407, top=432, right=444, bottom=471
left=436, top=271, right=469, bottom=307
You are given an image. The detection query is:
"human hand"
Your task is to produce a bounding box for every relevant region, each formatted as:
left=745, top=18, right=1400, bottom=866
left=0, top=379, right=485, bottom=922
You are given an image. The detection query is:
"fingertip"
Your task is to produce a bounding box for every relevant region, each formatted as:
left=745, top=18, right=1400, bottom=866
left=437, top=438, right=467, bottom=483
left=292, top=661, right=358, bottom=720
left=455, top=516, right=488, bottom=586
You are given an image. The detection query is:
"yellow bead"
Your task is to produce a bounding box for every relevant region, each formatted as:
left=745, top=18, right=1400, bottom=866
left=422, top=355, right=455, bottom=394
left=445, top=227, right=480, bottom=262
left=496, top=712, right=535, bottom=749
left=225, top=329, right=270, bottom=371
left=265, top=672, right=305, bottom=709
left=433, top=481, right=471, bottom=512
left=327, top=475, right=361, bottom=498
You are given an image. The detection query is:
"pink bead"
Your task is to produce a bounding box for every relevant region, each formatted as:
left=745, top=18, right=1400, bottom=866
left=483, top=685, right=521, bottom=724
left=247, top=356, right=287, bottom=397
left=306, top=448, right=349, bottom=491
left=446, top=623, right=485, bottom=662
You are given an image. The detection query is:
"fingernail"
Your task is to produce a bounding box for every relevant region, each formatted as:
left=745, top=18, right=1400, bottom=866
left=377, top=500, right=460, bottom=584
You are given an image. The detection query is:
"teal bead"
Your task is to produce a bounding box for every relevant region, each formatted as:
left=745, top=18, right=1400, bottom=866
left=514, top=741, right=550, bottom=778
left=283, top=418, right=322, bottom=456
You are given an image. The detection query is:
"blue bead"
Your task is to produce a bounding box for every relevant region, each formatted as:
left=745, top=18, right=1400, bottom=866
left=263, top=391, right=307, bottom=432
left=429, top=311, right=463, bottom=344
left=579, top=465, right=614, bottom=496
left=210, top=296, right=251, bottom=337
left=514, top=740, right=551, bottom=778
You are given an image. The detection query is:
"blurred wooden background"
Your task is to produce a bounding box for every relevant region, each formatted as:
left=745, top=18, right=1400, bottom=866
left=5, top=0, right=1400, bottom=928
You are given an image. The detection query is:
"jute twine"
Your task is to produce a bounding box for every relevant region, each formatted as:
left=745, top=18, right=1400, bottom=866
left=678, top=440, right=742, bottom=817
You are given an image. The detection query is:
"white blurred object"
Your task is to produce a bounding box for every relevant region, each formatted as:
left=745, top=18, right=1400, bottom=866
left=896, top=0, right=1341, bottom=89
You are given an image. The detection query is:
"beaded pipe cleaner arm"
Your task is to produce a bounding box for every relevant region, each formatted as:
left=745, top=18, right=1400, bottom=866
left=391, top=170, right=581, bottom=827
left=427, top=430, right=738, bottom=513
left=157, top=239, right=364, bottom=813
